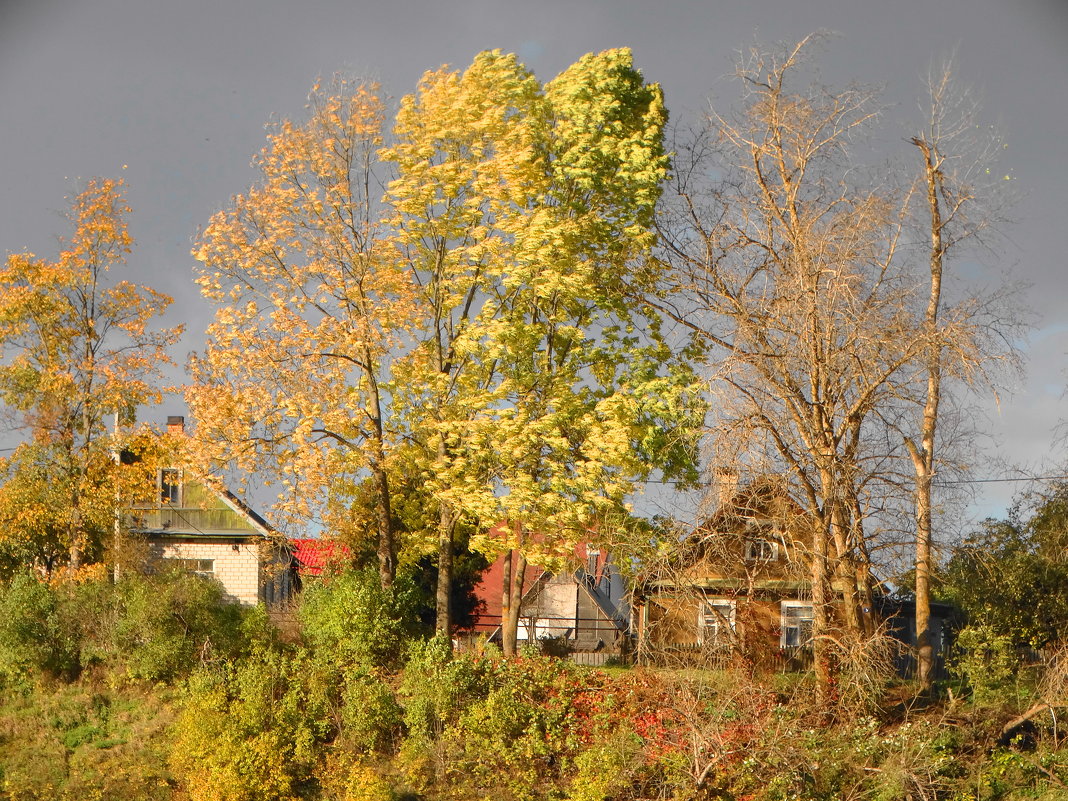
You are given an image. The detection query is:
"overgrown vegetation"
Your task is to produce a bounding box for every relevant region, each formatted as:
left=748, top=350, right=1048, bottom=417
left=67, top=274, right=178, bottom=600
left=2, top=568, right=1068, bottom=800
left=0, top=31, right=1059, bottom=801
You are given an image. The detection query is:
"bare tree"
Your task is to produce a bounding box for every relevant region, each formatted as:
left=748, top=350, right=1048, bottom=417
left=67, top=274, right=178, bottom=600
left=657, top=35, right=926, bottom=699
left=905, top=62, right=1018, bottom=691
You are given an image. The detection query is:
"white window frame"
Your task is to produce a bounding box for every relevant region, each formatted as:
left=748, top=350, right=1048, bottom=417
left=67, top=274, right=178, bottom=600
left=744, top=538, right=778, bottom=562
left=163, top=557, right=214, bottom=579
left=160, top=468, right=182, bottom=506
left=780, top=600, right=814, bottom=648
left=698, top=598, right=736, bottom=647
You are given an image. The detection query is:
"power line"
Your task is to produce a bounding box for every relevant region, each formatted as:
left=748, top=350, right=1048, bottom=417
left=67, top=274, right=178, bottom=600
left=642, top=474, right=1068, bottom=488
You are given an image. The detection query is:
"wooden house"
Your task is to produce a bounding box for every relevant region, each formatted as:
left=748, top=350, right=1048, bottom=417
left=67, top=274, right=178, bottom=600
left=633, top=477, right=819, bottom=668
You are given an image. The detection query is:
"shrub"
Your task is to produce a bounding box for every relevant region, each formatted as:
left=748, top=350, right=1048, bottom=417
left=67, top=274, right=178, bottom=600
left=169, top=647, right=333, bottom=801
left=954, top=624, right=1020, bottom=705
left=0, top=573, right=79, bottom=683
left=400, top=635, right=492, bottom=743
left=339, top=670, right=404, bottom=755
left=298, top=568, right=417, bottom=672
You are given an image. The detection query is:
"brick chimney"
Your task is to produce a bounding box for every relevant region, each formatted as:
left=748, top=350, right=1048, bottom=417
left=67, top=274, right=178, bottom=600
left=712, top=466, right=739, bottom=511
left=166, top=415, right=185, bottom=436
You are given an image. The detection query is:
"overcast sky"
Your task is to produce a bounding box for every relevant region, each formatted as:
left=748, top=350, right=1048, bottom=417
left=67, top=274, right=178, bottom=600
left=1, top=0, right=1066, bottom=525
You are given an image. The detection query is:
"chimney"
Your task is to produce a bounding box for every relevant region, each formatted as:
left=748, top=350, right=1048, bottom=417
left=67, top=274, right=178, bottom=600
left=166, top=415, right=186, bottom=436
left=712, top=467, right=739, bottom=511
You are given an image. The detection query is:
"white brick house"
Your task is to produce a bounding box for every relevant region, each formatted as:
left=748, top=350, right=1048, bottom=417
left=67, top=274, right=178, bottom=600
left=129, top=417, right=295, bottom=606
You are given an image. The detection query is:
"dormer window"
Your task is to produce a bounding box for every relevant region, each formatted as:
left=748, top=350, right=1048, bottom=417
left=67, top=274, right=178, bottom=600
left=160, top=468, right=181, bottom=506
left=744, top=538, right=777, bottom=562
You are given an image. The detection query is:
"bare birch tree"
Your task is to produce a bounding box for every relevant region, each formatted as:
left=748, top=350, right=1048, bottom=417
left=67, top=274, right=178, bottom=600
left=905, top=62, right=1017, bottom=691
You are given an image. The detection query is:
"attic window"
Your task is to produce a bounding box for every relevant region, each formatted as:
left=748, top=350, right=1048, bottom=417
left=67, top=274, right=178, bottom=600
left=744, top=538, right=777, bottom=562
left=160, top=468, right=182, bottom=506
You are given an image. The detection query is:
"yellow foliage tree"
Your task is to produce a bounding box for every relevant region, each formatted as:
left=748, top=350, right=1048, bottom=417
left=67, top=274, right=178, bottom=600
left=189, top=78, right=415, bottom=588
left=0, top=178, right=181, bottom=572
left=384, top=49, right=698, bottom=647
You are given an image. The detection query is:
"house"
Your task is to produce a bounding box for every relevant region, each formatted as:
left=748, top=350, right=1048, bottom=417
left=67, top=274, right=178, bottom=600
left=469, top=541, right=630, bottom=661
left=633, top=476, right=823, bottom=668
left=634, top=475, right=953, bottom=675
left=128, top=416, right=295, bottom=606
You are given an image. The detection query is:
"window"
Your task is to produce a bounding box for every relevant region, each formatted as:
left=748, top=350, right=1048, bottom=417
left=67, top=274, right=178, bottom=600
left=586, top=547, right=600, bottom=577
left=160, top=468, right=181, bottom=505
left=781, top=601, right=813, bottom=648
left=699, top=599, right=736, bottom=647
left=163, top=557, right=214, bottom=578
left=744, top=538, right=777, bottom=562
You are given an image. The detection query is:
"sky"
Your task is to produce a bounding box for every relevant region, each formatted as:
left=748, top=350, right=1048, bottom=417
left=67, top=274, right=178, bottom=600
left=1, top=0, right=1066, bottom=526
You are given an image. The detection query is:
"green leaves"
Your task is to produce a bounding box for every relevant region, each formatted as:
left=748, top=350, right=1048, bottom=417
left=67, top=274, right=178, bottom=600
left=384, top=48, right=696, bottom=569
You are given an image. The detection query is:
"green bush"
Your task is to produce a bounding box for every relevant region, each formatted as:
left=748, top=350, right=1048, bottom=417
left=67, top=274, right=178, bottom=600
left=108, top=570, right=253, bottom=682
left=0, top=570, right=274, bottom=688
left=298, top=568, right=417, bottom=672
left=400, top=635, right=493, bottom=743
left=953, top=624, right=1021, bottom=705
left=339, top=670, right=404, bottom=755
left=169, top=647, right=333, bottom=801
left=441, top=655, right=587, bottom=800
left=0, top=573, right=79, bottom=683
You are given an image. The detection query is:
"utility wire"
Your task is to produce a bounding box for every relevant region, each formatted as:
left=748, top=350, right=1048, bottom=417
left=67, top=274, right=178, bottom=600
left=642, top=474, right=1068, bottom=487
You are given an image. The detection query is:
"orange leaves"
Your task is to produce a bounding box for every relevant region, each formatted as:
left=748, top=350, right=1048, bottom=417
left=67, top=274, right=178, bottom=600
left=0, top=179, right=181, bottom=568
left=188, top=78, right=410, bottom=535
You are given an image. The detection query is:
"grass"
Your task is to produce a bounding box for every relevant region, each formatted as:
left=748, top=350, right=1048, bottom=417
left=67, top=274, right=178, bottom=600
left=0, top=679, right=178, bottom=800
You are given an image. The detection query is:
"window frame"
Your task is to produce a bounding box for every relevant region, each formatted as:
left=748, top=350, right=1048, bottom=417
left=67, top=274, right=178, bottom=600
left=780, top=600, right=814, bottom=648
left=159, top=468, right=182, bottom=506
left=162, top=557, right=214, bottom=579
left=698, top=598, right=737, bottom=647
left=744, top=537, right=778, bottom=562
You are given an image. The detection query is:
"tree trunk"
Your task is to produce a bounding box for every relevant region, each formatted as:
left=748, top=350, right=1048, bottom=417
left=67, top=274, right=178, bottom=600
left=914, top=466, right=935, bottom=689
left=435, top=507, right=454, bottom=638
left=367, top=378, right=395, bottom=590
left=829, top=501, right=862, bottom=633
left=910, top=134, right=945, bottom=693
left=813, top=462, right=837, bottom=707
left=811, top=521, right=833, bottom=706
left=501, top=549, right=527, bottom=657
left=369, top=451, right=395, bottom=590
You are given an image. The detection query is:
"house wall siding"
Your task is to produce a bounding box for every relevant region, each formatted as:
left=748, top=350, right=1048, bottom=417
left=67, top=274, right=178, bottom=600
left=639, top=592, right=797, bottom=666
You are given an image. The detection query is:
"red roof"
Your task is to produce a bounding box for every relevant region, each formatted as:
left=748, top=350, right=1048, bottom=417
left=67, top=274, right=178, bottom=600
left=469, top=536, right=606, bottom=634
left=290, top=538, right=351, bottom=576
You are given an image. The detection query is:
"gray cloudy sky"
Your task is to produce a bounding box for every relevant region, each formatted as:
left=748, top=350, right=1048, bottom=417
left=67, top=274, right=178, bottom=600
left=1, top=0, right=1066, bottom=523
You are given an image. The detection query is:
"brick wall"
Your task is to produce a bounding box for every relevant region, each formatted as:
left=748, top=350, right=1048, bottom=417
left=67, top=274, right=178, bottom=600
left=147, top=537, right=262, bottom=605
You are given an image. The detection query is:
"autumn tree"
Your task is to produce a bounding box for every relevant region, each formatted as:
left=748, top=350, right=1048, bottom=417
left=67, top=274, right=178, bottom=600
left=658, top=36, right=930, bottom=696
left=0, top=178, right=181, bottom=572
left=383, top=49, right=698, bottom=647
left=188, top=78, right=410, bottom=589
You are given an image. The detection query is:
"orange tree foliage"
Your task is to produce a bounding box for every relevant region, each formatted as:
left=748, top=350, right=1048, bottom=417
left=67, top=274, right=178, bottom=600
left=0, top=178, right=181, bottom=572
left=189, top=78, right=416, bottom=588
